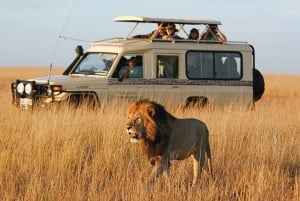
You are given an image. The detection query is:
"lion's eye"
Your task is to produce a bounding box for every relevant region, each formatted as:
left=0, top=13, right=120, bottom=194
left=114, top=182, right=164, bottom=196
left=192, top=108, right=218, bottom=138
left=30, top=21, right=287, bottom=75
left=134, top=117, right=139, bottom=123
left=134, top=116, right=142, bottom=124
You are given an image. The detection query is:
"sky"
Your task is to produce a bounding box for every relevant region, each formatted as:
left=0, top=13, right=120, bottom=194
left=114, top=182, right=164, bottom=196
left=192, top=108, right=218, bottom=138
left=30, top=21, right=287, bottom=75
left=1, top=0, right=300, bottom=74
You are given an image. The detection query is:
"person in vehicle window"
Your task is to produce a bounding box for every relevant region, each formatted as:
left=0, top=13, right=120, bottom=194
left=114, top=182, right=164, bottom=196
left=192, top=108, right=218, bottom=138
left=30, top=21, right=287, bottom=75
left=119, top=57, right=143, bottom=78
left=200, top=24, right=227, bottom=42
left=188, top=28, right=199, bottom=40
left=162, top=23, right=182, bottom=40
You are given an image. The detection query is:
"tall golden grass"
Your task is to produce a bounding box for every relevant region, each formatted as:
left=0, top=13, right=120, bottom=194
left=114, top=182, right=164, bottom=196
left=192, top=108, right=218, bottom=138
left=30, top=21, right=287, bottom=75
left=0, top=67, right=299, bottom=201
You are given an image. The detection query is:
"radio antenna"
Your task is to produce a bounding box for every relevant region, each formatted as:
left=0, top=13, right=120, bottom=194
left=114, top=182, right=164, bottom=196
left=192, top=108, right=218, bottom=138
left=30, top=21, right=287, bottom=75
left=47, top=1, right=74, bottom=84
left=59, top=35, right=90, bottom=43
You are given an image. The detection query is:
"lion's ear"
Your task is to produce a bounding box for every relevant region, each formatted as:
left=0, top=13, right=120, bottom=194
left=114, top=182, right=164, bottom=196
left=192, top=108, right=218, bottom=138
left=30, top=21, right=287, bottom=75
left=147, top=107, right=156, bottom=118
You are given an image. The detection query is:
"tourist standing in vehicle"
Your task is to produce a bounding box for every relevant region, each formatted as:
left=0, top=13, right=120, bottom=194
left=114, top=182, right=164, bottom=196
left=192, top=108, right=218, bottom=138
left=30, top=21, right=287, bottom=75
left=188, top=28, right=199, bottom=40
left=150, top=22, right=167, bottom=39
left=200, top=24, right=227, bottom=42
left=162, top=23, right=182, bottom=40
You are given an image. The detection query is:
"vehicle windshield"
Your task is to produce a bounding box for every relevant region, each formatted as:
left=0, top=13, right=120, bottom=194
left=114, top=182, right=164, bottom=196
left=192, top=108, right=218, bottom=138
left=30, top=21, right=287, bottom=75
left=73, top=52, right=117, bottom=75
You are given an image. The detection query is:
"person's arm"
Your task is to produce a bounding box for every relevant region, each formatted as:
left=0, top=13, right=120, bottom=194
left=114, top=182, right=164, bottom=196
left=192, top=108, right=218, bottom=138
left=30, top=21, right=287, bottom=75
left=200, top=31, right=209, bottom=40
left=150, top=24, right=164, bottom=39
left=216, top=27, right=227, bottom=42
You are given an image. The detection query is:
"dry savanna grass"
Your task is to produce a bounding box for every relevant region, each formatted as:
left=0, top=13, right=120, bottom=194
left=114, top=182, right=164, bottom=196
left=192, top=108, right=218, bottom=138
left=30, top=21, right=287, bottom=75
left=0, top=67, right=299, bottom=201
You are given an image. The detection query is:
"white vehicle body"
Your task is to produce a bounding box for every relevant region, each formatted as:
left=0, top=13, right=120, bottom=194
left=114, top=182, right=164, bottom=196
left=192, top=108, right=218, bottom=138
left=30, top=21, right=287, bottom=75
left=11, top=16, right=264, bottom=109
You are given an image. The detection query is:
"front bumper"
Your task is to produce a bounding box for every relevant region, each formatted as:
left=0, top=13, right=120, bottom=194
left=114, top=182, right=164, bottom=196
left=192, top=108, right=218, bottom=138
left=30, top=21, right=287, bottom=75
left=11, top=80, right=62, bottom=109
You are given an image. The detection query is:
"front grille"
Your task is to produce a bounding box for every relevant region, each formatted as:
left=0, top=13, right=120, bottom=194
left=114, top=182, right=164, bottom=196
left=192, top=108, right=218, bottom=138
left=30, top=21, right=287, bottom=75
left=11, top=80, right=49, bottom=106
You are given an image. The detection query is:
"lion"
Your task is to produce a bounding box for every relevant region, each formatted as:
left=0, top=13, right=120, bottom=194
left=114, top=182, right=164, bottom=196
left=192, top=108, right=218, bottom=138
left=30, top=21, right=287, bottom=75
left=125, top=99, right=213, bottom=186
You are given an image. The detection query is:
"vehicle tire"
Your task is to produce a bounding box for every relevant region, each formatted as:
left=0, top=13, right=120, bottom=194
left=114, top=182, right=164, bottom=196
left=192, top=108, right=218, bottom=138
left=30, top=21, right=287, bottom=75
left=181, top=96, right=208, bottom=109
left=68, top=93, right=98, bottom=108
left=253, top=69, right=265, bottom=102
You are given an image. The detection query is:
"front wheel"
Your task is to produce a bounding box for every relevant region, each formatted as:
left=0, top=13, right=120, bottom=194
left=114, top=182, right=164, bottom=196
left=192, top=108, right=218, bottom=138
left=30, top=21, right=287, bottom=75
left=67, top=93, right=98, bottom=108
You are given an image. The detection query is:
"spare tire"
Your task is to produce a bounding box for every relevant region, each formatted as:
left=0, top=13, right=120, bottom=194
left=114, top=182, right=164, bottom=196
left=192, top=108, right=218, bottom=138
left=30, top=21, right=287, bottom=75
left=253, top=69, right=265, bottom=102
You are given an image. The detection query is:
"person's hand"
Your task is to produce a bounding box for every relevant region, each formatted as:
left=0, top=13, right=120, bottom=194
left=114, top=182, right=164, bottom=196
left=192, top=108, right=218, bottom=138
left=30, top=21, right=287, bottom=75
left=157, top=24, right=165, bottom=32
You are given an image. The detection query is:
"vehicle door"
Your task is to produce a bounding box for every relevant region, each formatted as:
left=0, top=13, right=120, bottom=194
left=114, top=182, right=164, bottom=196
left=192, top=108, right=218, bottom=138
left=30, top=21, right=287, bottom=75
left=108, top=55, right=151, bottom=101
left=152, top=54, right=183, bottom=104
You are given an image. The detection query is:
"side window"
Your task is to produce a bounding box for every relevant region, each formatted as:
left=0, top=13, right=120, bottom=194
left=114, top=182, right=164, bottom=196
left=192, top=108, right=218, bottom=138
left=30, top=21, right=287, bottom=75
left=215, top=53, right=241, bottom=79
left=156, top=55, right=178, bottom=78
left=186, top=52, right=213, bottom=79
left=116, top=55, right=143, bottom=79
left=186, top=51, right=241, bottom=80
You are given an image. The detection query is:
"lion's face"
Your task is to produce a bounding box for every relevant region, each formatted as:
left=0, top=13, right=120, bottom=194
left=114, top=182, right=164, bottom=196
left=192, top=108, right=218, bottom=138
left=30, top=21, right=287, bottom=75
left=125, top=111, right=146, bottom=143
left=125, top=100, right=157, bottom=143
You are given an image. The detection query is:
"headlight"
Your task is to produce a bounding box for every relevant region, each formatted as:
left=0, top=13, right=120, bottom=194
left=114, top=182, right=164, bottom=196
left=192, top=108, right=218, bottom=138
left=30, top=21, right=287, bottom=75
left=47, top=88, right=52, bottom=96
left=17, top=83, right=25, bottom=94
left=25, top=83, right=33, bottom=95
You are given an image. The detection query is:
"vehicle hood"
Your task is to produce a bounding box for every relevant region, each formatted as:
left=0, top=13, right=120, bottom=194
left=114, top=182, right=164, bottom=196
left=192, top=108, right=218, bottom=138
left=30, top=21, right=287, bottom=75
left=28, top=75, right=109, bottom=90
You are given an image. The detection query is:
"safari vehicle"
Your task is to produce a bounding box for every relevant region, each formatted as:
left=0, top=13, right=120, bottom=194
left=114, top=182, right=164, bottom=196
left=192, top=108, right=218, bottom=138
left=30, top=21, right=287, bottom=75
left=11, top=16, right=264, bottom=109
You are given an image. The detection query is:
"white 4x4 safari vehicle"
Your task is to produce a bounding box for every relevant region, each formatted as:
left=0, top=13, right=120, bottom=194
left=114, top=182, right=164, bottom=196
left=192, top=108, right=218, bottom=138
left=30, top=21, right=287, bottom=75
left=11, top=16, right=264, bottom=109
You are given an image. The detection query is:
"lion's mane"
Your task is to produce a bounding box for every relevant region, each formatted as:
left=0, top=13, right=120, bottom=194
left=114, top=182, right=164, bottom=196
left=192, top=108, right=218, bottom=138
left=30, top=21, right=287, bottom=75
left=126, top=99, right=175, bottom=159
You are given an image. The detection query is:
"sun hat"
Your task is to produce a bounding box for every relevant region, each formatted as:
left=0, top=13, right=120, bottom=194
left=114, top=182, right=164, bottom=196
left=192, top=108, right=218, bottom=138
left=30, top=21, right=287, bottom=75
left=166, top=23, right=176, bottom=29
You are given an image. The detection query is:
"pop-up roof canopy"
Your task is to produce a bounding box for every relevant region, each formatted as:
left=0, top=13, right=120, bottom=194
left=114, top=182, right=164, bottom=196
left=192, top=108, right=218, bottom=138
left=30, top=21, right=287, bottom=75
left=114, top=16, right=222, bottom=39
left=114, top=16, right=221, bottom=25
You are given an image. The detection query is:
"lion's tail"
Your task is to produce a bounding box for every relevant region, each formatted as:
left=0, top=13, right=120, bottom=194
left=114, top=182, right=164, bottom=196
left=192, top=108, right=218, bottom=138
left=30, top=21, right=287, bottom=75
left=206, top=131, right=213, bottom=178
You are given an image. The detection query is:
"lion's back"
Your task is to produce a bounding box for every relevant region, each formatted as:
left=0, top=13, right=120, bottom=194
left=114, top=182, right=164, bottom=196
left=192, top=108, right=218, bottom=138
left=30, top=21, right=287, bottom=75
left=173, top=118, right=208, bottom=136
left=169, top=118, right=208, bottom=155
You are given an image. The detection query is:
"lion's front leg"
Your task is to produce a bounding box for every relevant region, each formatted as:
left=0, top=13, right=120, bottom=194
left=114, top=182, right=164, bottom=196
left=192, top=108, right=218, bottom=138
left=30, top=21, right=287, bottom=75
left=148, top=156, right=169, bottom=185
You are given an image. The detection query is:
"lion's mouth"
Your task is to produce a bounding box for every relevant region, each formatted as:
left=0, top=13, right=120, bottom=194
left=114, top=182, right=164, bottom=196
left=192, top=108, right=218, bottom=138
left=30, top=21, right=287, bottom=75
left=130, top=137, right=139, bottom=143
left=129, top=133, right=140, bottom=143
left=126, top=128, right=140, bottom=143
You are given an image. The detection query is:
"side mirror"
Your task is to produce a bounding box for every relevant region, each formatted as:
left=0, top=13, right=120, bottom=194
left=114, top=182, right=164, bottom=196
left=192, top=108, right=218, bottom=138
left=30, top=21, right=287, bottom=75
left=62, top=45, right=84, bottom=75
left=75, top=45, right=84, bottom=56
